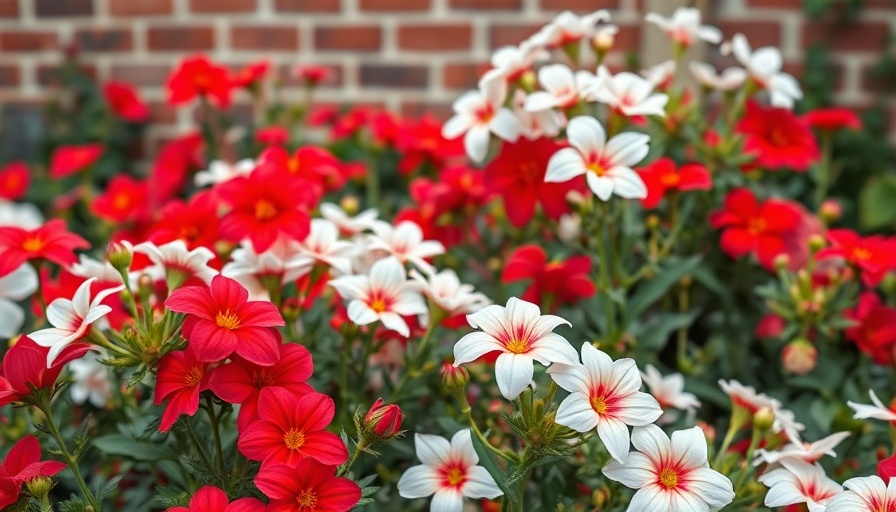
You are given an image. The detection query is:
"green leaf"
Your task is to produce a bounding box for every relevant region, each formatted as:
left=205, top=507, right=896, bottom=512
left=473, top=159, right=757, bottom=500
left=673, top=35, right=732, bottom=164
left=626, top=255, right=702, bottom=322
left=860, top=174, right=896, bottom=230
left=92, top=434, right=179, bottom=462
left=469, top=432, right=517, bottom=503
left=635, top=311, right=700, bottom=350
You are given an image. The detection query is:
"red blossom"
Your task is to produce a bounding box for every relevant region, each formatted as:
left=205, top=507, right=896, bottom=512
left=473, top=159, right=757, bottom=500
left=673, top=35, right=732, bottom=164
left=370, top=111, right=401, bottom=146
left=238, top=387, right=349, bottom=468
left=254, top=460, right=361, bottom=512
left=844, top=292, right=896, bottom=366
left=0, top=219, right=90, bottom=277
left=91, top=175, right=149, bottom=223
left=293, top=65, right=331, bottom=86
left=231, top=60, right=270, bottom=89
left=166, top=485, right=265, bottom=512
left=166, top=55, right=232, bottom=108
left=149, top=133, right=204, bottom=204
left=154, top=347, right=212, bottom=432
left=736, top=101, right=819, bottom=172
left=256, top=125, right=290, bottom=147
left=501, top=244, right=595, bottom=309
left=165, top=275, right=285, bottom=365
left=149, top=192, right=220, bottom=251
left=257, top=145, right=341, bottom=192
left=803, top=107, right=862, bottom=132
left=103, top=81, right=150, bottom=122
left=637, top=157, right=712, bottom=209
left=816, top=229, right=896, bottom=287
left=755, top=313, right=785, bottom=339
left=0, top=161, right=29, bottom=200
left=879, top=454, right=896, bottom=483
left=209, top=344, right=314, bottom=431
left=709, top=188, right=802, bottom=270
left=50, top=144, right=103, bottom=179
left=396, top=115, right=465, bottom=175
left=0, top=336, right=91, bottom=407
left=363, top=398, right=404, bottom=438
left=0, top=435, right=66, bottom=509
left=330, top=107, right=371, bottom=139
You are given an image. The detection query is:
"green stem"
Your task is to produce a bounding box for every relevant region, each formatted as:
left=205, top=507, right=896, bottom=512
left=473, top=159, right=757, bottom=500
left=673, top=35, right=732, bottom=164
left=814, top=131, right=834, bottom=209
left=735, top=429, right=762, bottom=492
left=185, top=415, right=215, bottom=471
left=388, top=320, right=438, bottom=402
left=366, top=152, right=380, bottom=209
left=204, top=395, right=225, bottom=474
left=36, top=402, right=101, bottom=511
left=594, top=202, right=617, bottom=336
left=339, top=439, right=368, bottom=477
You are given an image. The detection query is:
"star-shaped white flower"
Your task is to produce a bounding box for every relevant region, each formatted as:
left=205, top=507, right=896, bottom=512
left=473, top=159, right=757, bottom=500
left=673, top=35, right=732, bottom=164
left=754, top=431, right=851, bottom=466
left=848, top=389, right=896, bottom=422
left=512, top=89, right=565, bottom=140
left=641, top=364, right=700, bottom=425
left=645, top=7, right=722, bottom=46
left=689, top=62, right=747, bottom=91
left=298, top=219, right=354, bottom=275
left=409, top=268, right=490, bottom=318
left=319, top=202, right=378, bottom=236
left=759, top=458, right=842, bottom=512
left=194, top=158, right=256, bottom=187
left=731, top=33, right=802, bottom=109
left=367, top=220, right=445, bottom=274
left=442, top=76, right=521, bottom=163
left=481, top=41, right=549, bottom=85
left=530, top=10, right=611, bottom=48
left=133, top=240, right=218, bottom=286
left=589, top=67, right=669, bottom=117
left=0, top=264, right=38, bottom=338
left=826, top=475, right=896, bottom=512
left=222, top=239, right=313, bottom=301
left=524, top=64, right=601, bottom=112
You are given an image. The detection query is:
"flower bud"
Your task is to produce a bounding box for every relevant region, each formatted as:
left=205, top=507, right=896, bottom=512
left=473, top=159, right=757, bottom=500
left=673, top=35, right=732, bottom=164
left=592, top=30, right=615, bottom=53
left=646, top=214, right=661, bottom=230
left=753, top=406, right=776, bottom=432
left=25, top=476, right=52, bottom=500
left=808, top=234, right=826, bottom=254
left=106, top=241, right=133, bottom=272
left=773, top=254, right=790, bottom=272
left=519, top=70, right=537, bottom=92
left=819, top=199, right=842, bottom=223
left=590, top=488, right=610, bottom=507
left=441, top=362, right=470, bottom=391
left=782, top=339, right=817, bottom=375
left=340, top=195, right=360, bottom=216
left=363, top=398, right=404, bottom=439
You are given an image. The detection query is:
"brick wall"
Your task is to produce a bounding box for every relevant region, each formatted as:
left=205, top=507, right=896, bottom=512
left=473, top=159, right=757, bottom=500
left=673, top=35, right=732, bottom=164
left=0, top=0, right=893, bottom=149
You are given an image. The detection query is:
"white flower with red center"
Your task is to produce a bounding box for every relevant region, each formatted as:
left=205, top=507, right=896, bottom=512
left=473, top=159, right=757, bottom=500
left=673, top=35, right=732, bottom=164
left=30, top=278, right=125, bottom=366
left=481, top=41, right=549, bottom=85
left=194, top=158, right=256, bottom=187
left=642, top=60, right=676, bottom=89
left=524, top=64, right=601, bottom=113
left=645, top=7, right=722, bottom=47
left=71, top=254, right=125, bottom=284
left=397, top=429, right=502, bottom=512
left=641, top=364, right=701, bottom=425
left=512, top=90, right=565, bottom=140
left=548, top=344, right=662, bottom=462
left=0, top=263, right=38, bottom=338
left=442, top=76, right=521, bottom=163
left=826, top=475, right=896, bottom=511
left=297, top=219, right=355, bottom=275
left=848, top=389, right=896, bottom=422
left=603, top=424, right=736, bottom=512
left=134, top=240, right=218, bottom=287
left=755, top=431, right=851, bottom=466
left=453, top=297, right=577, bottom=400
left=731, top=33, right=802, bottom=109
left=759, top=457, right=842, bottom=511
left=328, top=257, right=427, bottom=337
left=222, top=239, right=313, bottom=301
left=589, top=67, right=669, bottom=117
left=367, top=220, right=445, bottom=274
left=718, top=379, right=805, bottom=438
left=531, top=9, right=611, bottom=48
left=319, top=202, right=378, bottom=236
left=545, top=116, right=649, bottom=201
left=689, top=62, right=747, bottom=91
left=409, top=268, right=490, bottom=317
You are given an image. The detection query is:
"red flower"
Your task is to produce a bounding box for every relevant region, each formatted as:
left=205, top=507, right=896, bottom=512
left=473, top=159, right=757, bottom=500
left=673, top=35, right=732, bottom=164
left=154, top=347, right=212, bottom=432
left=209, top=344, right=314, bottom=430
left=370, top=111, right=401, bottom=146
left=293, top=65, right=331, bottom=86
left=396, top=115, right=465, bottom=175
left=91, top=175, right=149, bottom=223
left=217, top=167, right=315, bottom=252
left=256, top=125, right=290, bottom=147
left=816, top=229, right=896, bottom=287
left=0, top=336, right=90, bottom=407
left=0, top=161, right=29, bottom=200
left=363, top=398, right=404, bottom=438
left=231, top=60, right=270, bottom=89
left=149, top=192, right=221, bottom=251
left=736, top=101, right=819, bottom=172
left=254, top=460, right=361, bottom=512
left=330, top=107, right=371, bottom=139
left=879, top=454, right=896, bottom=483
left=258, top=145, right=340, bottom=192
left=49, top=143, right=103, bottom=179
left=166, top=485, right=265, bottom=512
left=709, top=188, right=802, bottom=270
left=238, top=387, right=348, bottom=468
left=0, top=435, right=66, bottom=509
left=103, top=81, right=149, bottom=122
left=501, top=245, right=595, bottom=308
left=485, top=137, right=584, bottom=227
left=165, top=275, right=285, bottom=365
left=844, top=292, right=896, bottom=366
left=166, top=55, right=232, bottom=108
left=0, top=219, right=90, bottom=277
left=149, top=133, right=204, bottom=203
left=755, top=313, right=785, bottom=339
left=637, top=157, right=712, bottom=209
left=803, top=107, right=861, bottom=132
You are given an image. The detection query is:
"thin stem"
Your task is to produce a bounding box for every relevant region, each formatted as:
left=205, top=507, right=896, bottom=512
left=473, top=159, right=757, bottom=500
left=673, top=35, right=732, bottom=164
left=735, top=429, right=762, bottom=492
left=366, top=151, right=380, bottom=209
left=594, top=202, right=616, bottom=336
left=204, top=395, right=225, bottom=473
left=388, top=319, right=438, bottom=402
left=339, top=438, right=368, bottom=477
left=185, top=415, right=215, bottom=471
left=813, top=131, right=834, bottom=209
left=36, top=402, right=101, bottom=511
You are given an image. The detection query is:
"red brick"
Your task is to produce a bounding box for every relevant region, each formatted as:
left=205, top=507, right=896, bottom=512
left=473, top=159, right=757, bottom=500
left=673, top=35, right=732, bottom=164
left=450, top=0, right=520, bottom=9
left=147, top=101, right=177, bottom=124
left=398, top=24, right=472, bottom=51
left=611, top=25, right=641, bottom=52
left=359, top=64, right=428, bottom=88
left=110, top=64, right=171, bottom=86
left=443, top=61, right=490, bottom=90
left=231, top=26, right=299, bottom=51
left=745, top=0, right=801, bottom=6
left=0, top=1, right=19, bottom=17
left=76, top=28, right=133, bottom=52
left=109, top=0, right=173, bottom=15
left=314, top=26, right=381, bottom=52
left=359, top=0, right=429, bottom=10
left=803, top=21, right=890, bottom=52
left=400, top=101, right=452, bottom=119
left=715, top=20, right=781, bottom=49
left=278, top=63, right=343, bottom=87
left=190, top=0, right=256, bottom=11
left=537, top=0, right=619, bottom=10
left=0, top=65, right=19, bottom=86
left=275, top=0, right=340, bottom=12
left=489, top=23, right=541, bottom=48
left=35, top=0, right=93, bottom=16
left=147, top=26, right=215, bottom=51
left=0, top=31, right=58, bottom=52
left=37, top=64, right=97, bottom=86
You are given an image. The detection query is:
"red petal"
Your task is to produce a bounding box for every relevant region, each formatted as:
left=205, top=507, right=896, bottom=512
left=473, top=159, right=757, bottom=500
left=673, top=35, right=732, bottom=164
left=190, top=486, right=230, bottom=512
left=208, top=362, right=255, bottom=403
left=232, top=327, right=281, bottom=366
left=719, top=228, right=757, bottom=258
left=677, top=164, right=712, bottom=191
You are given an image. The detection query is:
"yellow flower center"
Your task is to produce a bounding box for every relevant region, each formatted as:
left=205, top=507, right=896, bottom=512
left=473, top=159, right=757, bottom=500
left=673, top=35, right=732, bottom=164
left=288, top=158, right=300, bottom=173
left=445, top=467, right=465, bottom=487
left=505, top=339, right=529, bottom=354
left=183, top=366, right=204, bottom=387
left=587, top=161, right=606, bottom=176
left=590, top=395, right=608, bottom=415
left=283, top=429, right=306, bottom=450
left=853, top=247, right=872, bottom=261
left=113, top=194, right=130, bottom=210
left=659, top=468, right=679, bottom=490
left=370, top=298, right=387, bottom=313
left=22, top=236, right=44, bottom=253
left=215, top=310, right=241, bottom=330
left=295, top=489, right=317, bottom=508
left=254, top=199, right=278, bottom=220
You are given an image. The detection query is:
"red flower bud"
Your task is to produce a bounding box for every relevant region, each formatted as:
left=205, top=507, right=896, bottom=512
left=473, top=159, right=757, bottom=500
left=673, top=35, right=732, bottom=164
left=440, top=362, right=470, bottom=390
left=364, top=398, right=403, bottom=438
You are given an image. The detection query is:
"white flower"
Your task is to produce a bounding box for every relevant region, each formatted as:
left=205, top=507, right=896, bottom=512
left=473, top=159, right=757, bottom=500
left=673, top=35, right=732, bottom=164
left=30, top=278, right=125, bottom=367
left=545, top=116, right=649, bottom=201
left=642, top=60, right=676, bottom=88
left=755, top=431, right=851, bottom=466
left=731, top=33, right=803, bottom=109
left=848, top=389, right=896, bottom=422
left=758, top=458, right=842, bottom=512
left=589, top=67, right=669, bottom=117
left=549, top=344, right=662, bottom=462
left=71, top=255, right=124, bottom=284
left=453, top=297, right=577, bottom=400
left=557, top=213, right=581, bottom=243
left=603, top=425, right=736, bottom=512
left=0, top=201, right=43, bottom=229
left=442, top=77, right=520, bottom=163
left=409, top=268, right=490, bottom=317
left=397, top=429, right=502, bottom=512
left=531, top=10, right=611, bottom=48
left=222, top=239, right=313, bottom=301
left=512, top=90, right=565, bottom=140
left=319, top=202, right=378, bottom=236
left=133, top=240, right=218, bottom=286
left=524, top=64, right=601, bottom=112
left=0, top=264, right=38, bottom=338
left=194, top=158, right=255, bottom=187
left=826, top=475, right=896, bottom=512
left=481, top=42, right=549, bottom=85
left=328, top=257, right=427, bottom=337
left=689, top=62, right=747, bottom=91
left=718, top=379, right=805, bottom=438
left=641, top=364, right=700, bottom=425
left=297, top=219, right=354, bottom=275
left=645, top=7, right=722, bottom=46
left=69, top=350, right=112, bottom=408
left=367, top=220, right=445, bottom=274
